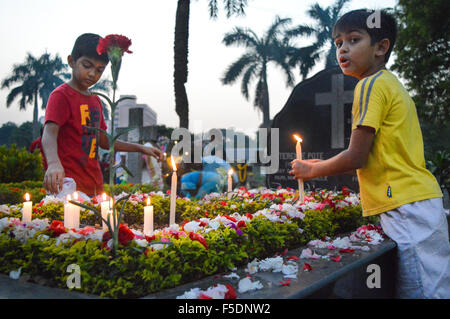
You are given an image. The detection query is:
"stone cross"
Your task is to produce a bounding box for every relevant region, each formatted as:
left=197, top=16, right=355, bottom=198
left=315, top=74, right=354, bottom=149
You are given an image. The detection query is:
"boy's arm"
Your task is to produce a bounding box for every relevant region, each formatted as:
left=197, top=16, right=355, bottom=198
left=98, top=132, right=164, bottom=162
left=41, top=122, right=65, bottom=194
left=290, top=126, right=375, bottom=180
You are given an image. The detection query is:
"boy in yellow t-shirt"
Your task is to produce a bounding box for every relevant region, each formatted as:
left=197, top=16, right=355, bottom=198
left=290, top=9, right=449, bottom=298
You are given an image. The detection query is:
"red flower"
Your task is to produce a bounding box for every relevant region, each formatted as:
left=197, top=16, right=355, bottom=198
left=303, top=263, right=313, bottom=271
left=224, top=284, right=237, bottom=299
left=199, top=293, right=212, bottom=299
left=237, top=220, right=246, bottom=228
left=342, top=187, right=350, bottom=196
left=224, top=215, right=237, bottom=222
left=189, top=232, right=208, bottom=249
left=102, top=224, right=135, bottom=246
left=97, top=34, right=132, bottom=56
left=339, top=248, right=355, bottom=254
left=145, top=235, right=156, bottom=243
left=280, top=279, right=291, bottom=286
left=219, top=201, right=227, bottom=207
left=331, top=256, right=341, bottom=262
left=48, top=220, right=66, bottom=237
left=287, top=256, right=299, bottom=261
left=245, top=213, right=253, bottom=220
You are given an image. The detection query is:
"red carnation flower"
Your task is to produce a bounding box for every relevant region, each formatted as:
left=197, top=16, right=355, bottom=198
left=97, top=34, right=132, bottom=56
left=102, top=224, right=135, bottom=246
left=237, top=220, right=246, bottom=228
left=189, top=232, right=208, bottom=249
left=342, top=186, right=350, bottom=196
left=303, top=262, right=313, bottom=271
left=48, top=220, right=67, bottom=237
left=245, top=213, right=253, bottom=220
left=224, top=284, right=237, bottom=299
left=224, top=215, right=237, bottom=222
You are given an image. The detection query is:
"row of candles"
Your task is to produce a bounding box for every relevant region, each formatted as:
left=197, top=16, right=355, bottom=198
left=21, top=137, right=305, bottom=235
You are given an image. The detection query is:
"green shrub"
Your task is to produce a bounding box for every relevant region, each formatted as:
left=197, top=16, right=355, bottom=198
left=0, top=144, right=44, bottom=183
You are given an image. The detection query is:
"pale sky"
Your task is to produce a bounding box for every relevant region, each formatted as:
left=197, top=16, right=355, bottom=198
left=0, top=0, right=396, bottom=135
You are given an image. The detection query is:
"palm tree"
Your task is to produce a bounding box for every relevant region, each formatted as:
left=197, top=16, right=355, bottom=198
left=173, top=0, right=249, bottom=129
left=285, top=0, right=350, bottom=80
left=221, top=16, right=295, bottom=128
left=1, top=52, right=68, bottom=139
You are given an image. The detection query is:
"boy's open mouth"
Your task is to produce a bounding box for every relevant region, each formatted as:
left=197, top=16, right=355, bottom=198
left=339, top=57, right=350, bottom=68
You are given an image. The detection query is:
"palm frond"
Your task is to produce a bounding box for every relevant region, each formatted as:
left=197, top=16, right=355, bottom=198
left=223, top=27, right=259, bottom=48
left=240, top=63, right=258, bottom=99
left=221, top=53, right=257, bottom=84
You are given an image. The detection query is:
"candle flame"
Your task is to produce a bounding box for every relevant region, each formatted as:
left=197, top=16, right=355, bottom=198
left=67, top=195, right=72, bottom=201
left=293, top=134, right=303, bottom=143
left=102, top=193, right=107, bottom=201
left=73, top=192, right=78, bottom=201
left=171, top=155, right=177, bottom=172
left=25, top=193, right=30, bottom=201
left=228, top=169, right=234, bottom=176
left=147, top=197, right=151, bottom=206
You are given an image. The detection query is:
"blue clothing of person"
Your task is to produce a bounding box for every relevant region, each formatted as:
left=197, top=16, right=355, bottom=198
left=180, top=171, right=221, bottom=199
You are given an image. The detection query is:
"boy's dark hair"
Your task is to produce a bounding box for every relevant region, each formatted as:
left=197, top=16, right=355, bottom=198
left=332, top=9, right=397, bottom=63
left=71, top=33, right=109, bottom=64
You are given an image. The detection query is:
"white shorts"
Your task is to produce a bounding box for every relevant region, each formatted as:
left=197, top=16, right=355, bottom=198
left=379, top=197, right=450, bottom=298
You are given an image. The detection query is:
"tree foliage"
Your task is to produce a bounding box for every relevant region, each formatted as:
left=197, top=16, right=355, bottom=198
left=392, top=0, right=450, bottom=123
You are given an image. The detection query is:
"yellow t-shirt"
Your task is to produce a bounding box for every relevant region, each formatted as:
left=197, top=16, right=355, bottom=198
left=352, top=69, right=442, bottom=217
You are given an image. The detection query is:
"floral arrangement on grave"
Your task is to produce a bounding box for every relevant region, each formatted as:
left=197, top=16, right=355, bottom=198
left=69, top=34, right=167, bottom=255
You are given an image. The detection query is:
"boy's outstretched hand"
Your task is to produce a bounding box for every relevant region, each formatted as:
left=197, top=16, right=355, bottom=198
left=44, top=162, right=65, bottom=194
left=290, top=159, right=321, bottom=181
left=140, top=145, right=164, bottom=162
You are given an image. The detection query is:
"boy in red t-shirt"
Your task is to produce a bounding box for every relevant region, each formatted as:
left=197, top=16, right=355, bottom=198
left=42, top=33, right=163, bottom=197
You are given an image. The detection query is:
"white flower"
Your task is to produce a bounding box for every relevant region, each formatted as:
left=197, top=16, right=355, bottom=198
left=331, top=236, right=352, bottom=249
left=245, top=259, right=260, bottom=274
left=308, top=239, right=328, bottom=249
left=258, top=256, right=283, bottom=272
left=183, top=221, right=202, bottom=233
left=0, top=205, right=11, bottom=215
left=282, top=263, right=298, bottom=277
left=0, top=217, right=11, bottom=233
left=224, top=272, right=240, bottom=280
left=176, top=287, right=202, bottom=299
left=9, top=267, right=21, bottom=280
left=300, top=248, right=321, bottom=260
left=204, top=284, right=228, bottom=299
left=134, top=239, right=148, bottom=247
left=238, top=277, right=263, bottom=293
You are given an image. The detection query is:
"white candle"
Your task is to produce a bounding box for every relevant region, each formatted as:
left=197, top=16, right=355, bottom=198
left=107, top=198, right=115, bottom=232
left=294, top=134, right=304, bottom=203
left=100, top=193, right=109, bottom=230
left=64, top=195, right=73, bottom=229
left=72, top=192, right=80, bottom=229
left=144, top=197, right=154, bottom=236
left=22, top=193, right=32, bottom=223
left=227, top=169, right=233, bottom=193
left=169, top=156, right=177, bottom=226
left=107, top=210, right=115, bottom=233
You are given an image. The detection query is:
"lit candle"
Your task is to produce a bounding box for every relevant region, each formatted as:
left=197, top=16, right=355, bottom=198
left=22, top=193, right=32, bottom=223
left=101, top=193, right=109, bottom=230
left=72, top=192, right=80, bottom=229
left=227, top=169, right=234, bottom=193
left=107, top=198, right=115, bottom=233
left=64, top=195, right=73, bottom=229
left=293, top=134, right=304, bottom=203
left=144, top=197, right=154, bottom=236
left=169, top=155, right=177, bottom=226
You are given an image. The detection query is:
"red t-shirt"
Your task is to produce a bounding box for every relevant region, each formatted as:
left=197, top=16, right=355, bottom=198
left=30, top=137, right=48, bottom=170
left=44, top=83, right=107, bottom=196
